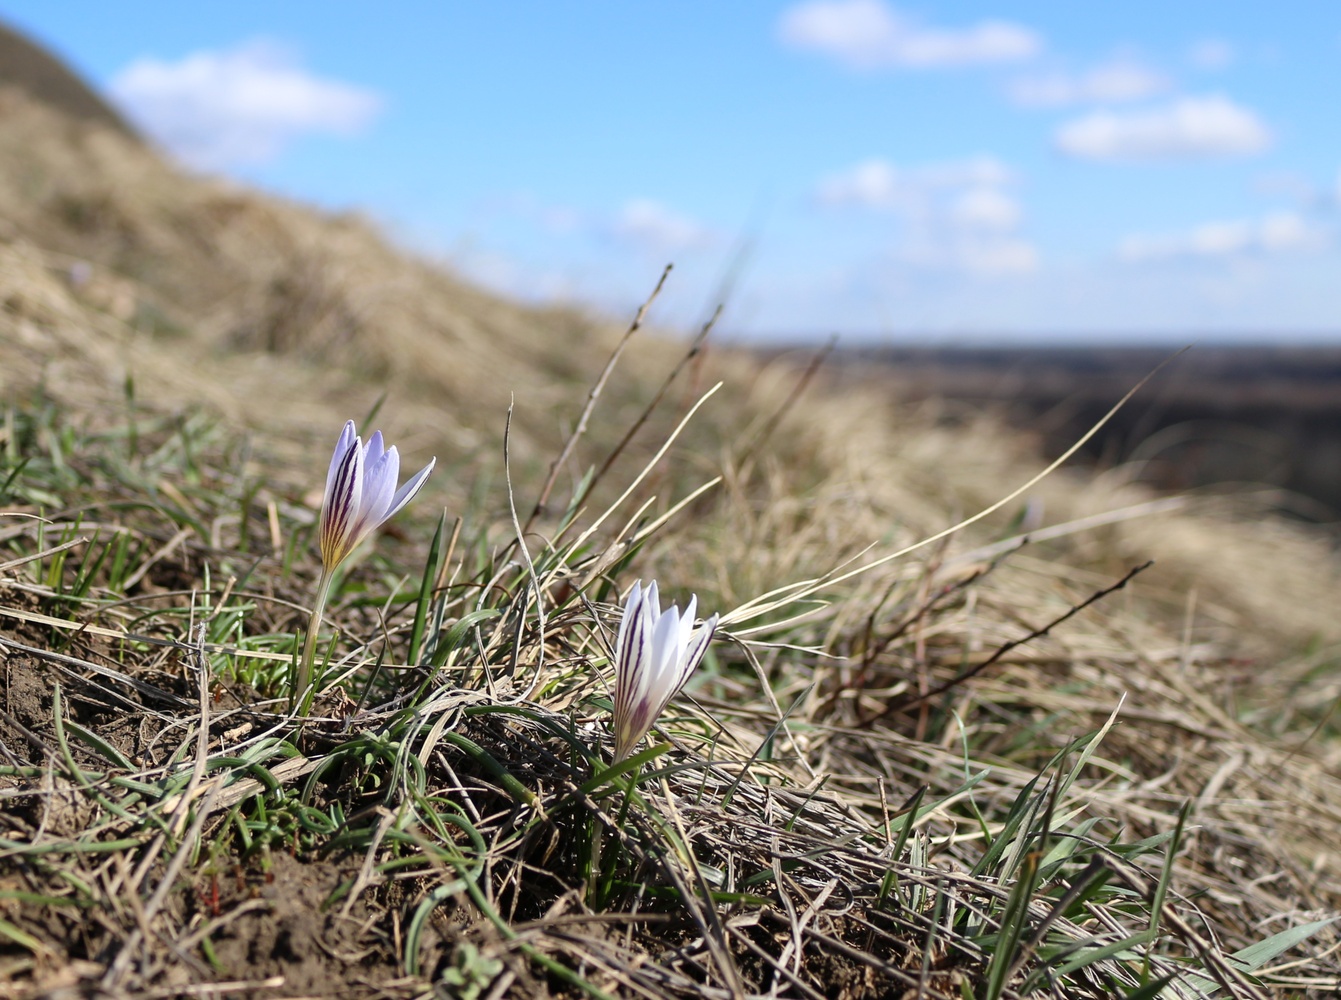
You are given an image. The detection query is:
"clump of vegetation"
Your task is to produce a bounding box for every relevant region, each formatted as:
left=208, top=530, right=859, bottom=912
left=1, top=318, right=1338, bottom=998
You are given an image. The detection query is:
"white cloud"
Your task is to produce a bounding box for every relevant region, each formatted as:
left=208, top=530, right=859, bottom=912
left=899, top=236, right=1039, bottom=275
left=817, top=159, right=905, bottom=209
left=610, top=199, right=712, bottom=255
left=109, top=39, right=382, bottom=169
left=817, top=156, right=1037, bottom=275
left=959, top=239, right=1039, bottom=274
left=1253, top=170, right=1317, bottom=203
left=1119, top=210, right=1330, bottom=262
left=949, top=187, right=1021, bottom=231
left=1055, top=95, right=1271, bottom=161
left=454, top=249, right=579, bottom=305
left=1007, top=58, right=1171, bottom=108
left=817, top=156, right=1013, bottom=210
left=1188, top=38, right=1235, bottom=70
left=1258, top=211, right=1322, bottom=251
left=778, top=0, right=1041, bottom=70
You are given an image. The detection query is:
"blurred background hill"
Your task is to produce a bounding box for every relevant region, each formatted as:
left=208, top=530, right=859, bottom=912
left=0, top=20, right=136, bottom=135
left=820, top=344, right=1341, bottom=515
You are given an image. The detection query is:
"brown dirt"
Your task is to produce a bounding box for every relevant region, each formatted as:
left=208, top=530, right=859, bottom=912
left=196, top=853, right=425, bottom=999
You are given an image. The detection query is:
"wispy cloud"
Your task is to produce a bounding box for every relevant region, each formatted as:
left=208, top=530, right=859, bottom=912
left=817, top=156, right=1013, bottom=210
left=949, top=187, right=1021, bottom=232
left=609, top=199, right=713, bottom=256
left=1055, top=95, right=1271, bottom=161
left=817, top=156, right=1037, bottom=275
left=1007, top=58, right=1171, bottom=108
left=778, top=0, right=1041, bottom=70
left=110, top=39, right=382, bottom=169
left=1119, top=210, right=1330, bottom=261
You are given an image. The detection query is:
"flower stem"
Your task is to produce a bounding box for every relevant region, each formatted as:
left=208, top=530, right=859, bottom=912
left=294, top=566, right=333, bottom=714
left=595, top=762, right=641, bottom=908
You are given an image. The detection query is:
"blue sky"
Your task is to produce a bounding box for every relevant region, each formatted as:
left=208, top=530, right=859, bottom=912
left=3, top=1, right=1339, bottom=341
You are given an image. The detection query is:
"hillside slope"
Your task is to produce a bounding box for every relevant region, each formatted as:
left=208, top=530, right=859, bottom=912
left=1, top=77, right=1340, bottom=997
left=0, top=86, right=1336, bottom=655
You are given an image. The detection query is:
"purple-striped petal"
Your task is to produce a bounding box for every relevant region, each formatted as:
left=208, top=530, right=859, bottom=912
left=320, top=433, right=363, bottom=568
left=352, top=445, right=398, bottom=541
left=324, top=421, right=358, bottom=500
left=676, top=615, right=718, bottom=692
left=610, top=580, right=717, bottom=762
left=678, top=595, right=697, bottom=654
left=613, top=582, right=643, bottom=709
left=315, top=421, right=435, bottom=573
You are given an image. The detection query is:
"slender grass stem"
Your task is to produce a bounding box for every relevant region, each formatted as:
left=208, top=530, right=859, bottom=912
left=294, top=566, right=332, bottom=712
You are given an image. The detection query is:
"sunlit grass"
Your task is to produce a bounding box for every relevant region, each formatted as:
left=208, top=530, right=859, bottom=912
left=0, top=364, right=1336, bottom=999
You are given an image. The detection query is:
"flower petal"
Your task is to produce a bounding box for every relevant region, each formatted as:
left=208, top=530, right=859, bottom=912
left=678, top=594, right=698, bottom=654
left=353, top=443, right=399, bottom=540
left=385, top=457, right=435, bottom=521
left=363, top=429, right=387, bottom=470
left=614, top=583, right=643, bottom=691
left=315, top=422, right=434, bottom=573
left=674, top=614, right=718, bottom=695
left=626, top=590, right=661, bottom=716
left=324, top=421, right=358, bottom=500
left=320, top=432, right=363, bottom=569
left=609, top=580, right=717, bottom=761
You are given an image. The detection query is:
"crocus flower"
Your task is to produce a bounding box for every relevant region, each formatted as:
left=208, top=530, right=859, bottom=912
left=319, top=420, right=436, bottom=573
left=295, top=420, right=435, bottom=710
left=612, top=580, right=717, bottom=761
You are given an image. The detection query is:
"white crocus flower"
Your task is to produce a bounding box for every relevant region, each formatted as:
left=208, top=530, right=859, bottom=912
left=612, top=580, right=717, bottom=761
left=319, top=420, right=435, bottom=573
left=295, top=420, right=435, bottom=710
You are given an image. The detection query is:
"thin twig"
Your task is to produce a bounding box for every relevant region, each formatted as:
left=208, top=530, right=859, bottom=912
left=526, top=264, right=672, bottom=528
left=869, top=560, right=1154, bottom=722
left=502, top=401, right=545, bottom=702
left=739, top=334, right=837, bottom=466
left=586, top=305, right=720, bottom=502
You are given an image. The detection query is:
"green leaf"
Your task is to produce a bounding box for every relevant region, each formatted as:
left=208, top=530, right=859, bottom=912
left=431, top=609, right=502, bottom=667
left=1232, top=916, right=1338, bottom=971
left=64, top=719, right=135, bottom=770
left=1180, top=916, right=1338, bottom=997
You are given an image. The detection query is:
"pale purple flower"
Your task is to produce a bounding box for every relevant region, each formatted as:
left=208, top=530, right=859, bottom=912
left=612, top=580, right=718, bottom=762
left=319, top=420, right=435, bottom=572
left=294, top=421, right=434, bottom=710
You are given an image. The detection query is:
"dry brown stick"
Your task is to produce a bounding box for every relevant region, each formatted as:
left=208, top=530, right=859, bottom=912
left=122, top=526, right=192, bottom=592
left=867, top=560, right=1154, bottom=724
left=525, top=264, right=672, bottom=529
left=738, top=334, right=838, bottom=467
left=584, top=303, right=720, bottom=504
left=724, top=922, right=828, bottom=1000
left=0, top=534, right=88, bottom=572
left=197, top=753, right=319, bottom=814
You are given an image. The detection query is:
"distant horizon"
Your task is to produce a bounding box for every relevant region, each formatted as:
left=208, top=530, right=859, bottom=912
left=1, top=2, right=1338, bottom=340
left=735, top=333, right=1341, bottom=349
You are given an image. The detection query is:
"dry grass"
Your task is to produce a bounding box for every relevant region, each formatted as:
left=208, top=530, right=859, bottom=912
left=0, top=91, right=1338, bottom=998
